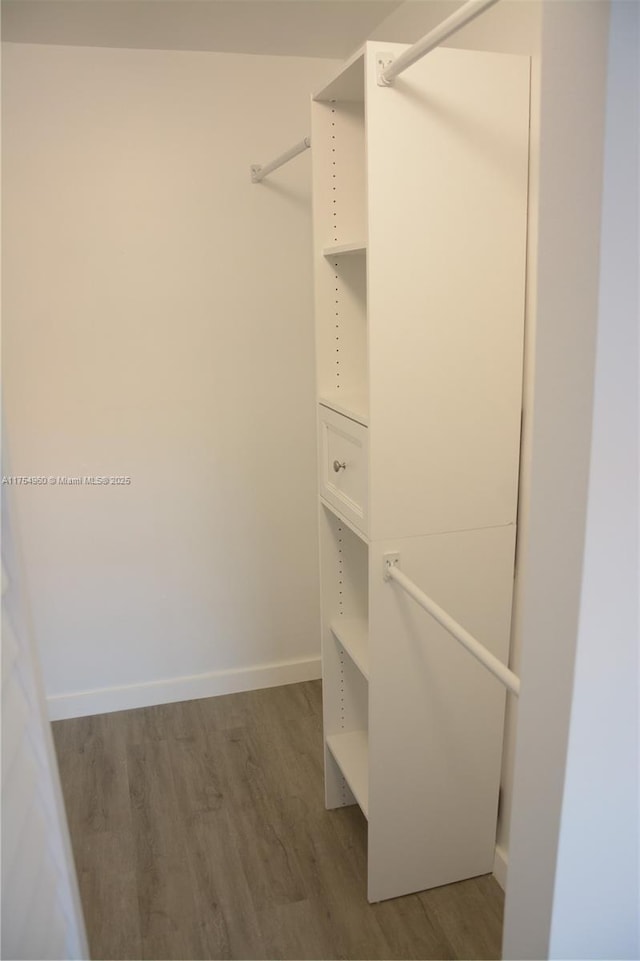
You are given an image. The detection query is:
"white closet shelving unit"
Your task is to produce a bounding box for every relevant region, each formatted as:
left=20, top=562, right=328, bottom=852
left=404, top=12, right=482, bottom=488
left=312, top=42, right=530, bottom=902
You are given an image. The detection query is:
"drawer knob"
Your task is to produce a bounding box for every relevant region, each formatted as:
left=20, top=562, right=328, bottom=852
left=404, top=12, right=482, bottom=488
left=333, top=460, right=346, bottom=473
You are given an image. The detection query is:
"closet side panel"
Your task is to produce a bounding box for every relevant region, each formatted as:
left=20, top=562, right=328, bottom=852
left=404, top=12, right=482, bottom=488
left=367, top=524, right=516, bottom=902
left=365, top=45, right=530, bottom=541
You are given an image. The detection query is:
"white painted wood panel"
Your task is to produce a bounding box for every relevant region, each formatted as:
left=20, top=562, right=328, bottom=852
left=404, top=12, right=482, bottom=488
left=1, top=489, right=87, bottom=958
left=322, top=242, right=367, bottom=256
left=368, top=524, right=516, bottom=902
left=318, top=496, right=369, bottom=544
left=366, top=45, right=530, bottom=540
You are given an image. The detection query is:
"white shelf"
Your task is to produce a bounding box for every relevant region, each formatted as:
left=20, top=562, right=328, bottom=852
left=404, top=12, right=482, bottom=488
left=319, top=497, right=369, bottom=545
left=326, top=730, right=369, bottom=818
left=322, top=242, right=367, bottom=258
left=313, top=50, right=365, bottom=103
left=331, top=617, right=369, bottom=679
left=319, top=395, right=368, bottom=427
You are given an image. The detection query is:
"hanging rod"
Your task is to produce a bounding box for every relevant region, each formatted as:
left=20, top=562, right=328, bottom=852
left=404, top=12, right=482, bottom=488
left=383, top=553, right=521, bottom=696
left=250, top=136, right=311, bottom=183
left=378, top=0, right=500, bottom=85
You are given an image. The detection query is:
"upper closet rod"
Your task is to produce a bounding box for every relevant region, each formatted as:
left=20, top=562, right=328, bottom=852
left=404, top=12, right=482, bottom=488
left=250, top=0, right=498, bottom=178
left=378, top=0, right=500, bottom=85
left=250, top=136, right=311, bottom=183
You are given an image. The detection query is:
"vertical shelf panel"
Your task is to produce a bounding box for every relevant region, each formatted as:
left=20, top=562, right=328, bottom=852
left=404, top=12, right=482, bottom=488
left=316, top=252, right=368, bottom=423
left=366, top=45, right=530, bottom=542
left=319, top=503, right=369, bottom=811
left=311, top=97, right=365, bottom=248
left=367, top=525, right=517, bottom=902
left=312, top=66, right=369, bottom=425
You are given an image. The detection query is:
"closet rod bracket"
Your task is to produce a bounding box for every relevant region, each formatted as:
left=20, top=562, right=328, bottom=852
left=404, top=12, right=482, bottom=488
left=383, top=552, right=400, bottom=580
left=250, top=136, right=311, bottom=183
left=376, top=54, right=395, bottom=87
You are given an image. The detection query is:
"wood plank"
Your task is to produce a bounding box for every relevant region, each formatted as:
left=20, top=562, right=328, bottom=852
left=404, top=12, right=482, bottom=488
left=52, top=711, right=131, bottom=836
left=257, top=898, right=340, bottom=961
left=165, top=732, right=226, bottom=817
left=418, top=874, right=504, bottom=961
left=72, top=831, right=142, bottom=961
left=126, top=739, right=208, bottom=959
left=184, top=808, right=266, bottom=960
left=231, top=798, right=308, bottom=911
left=369, top=893, right=456, bottom=961
left=269, top=795, right=396, bottom=961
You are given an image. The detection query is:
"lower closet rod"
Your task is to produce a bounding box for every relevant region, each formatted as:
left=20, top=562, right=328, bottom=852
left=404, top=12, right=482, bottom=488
left=383, top=552, right=521, bottom=697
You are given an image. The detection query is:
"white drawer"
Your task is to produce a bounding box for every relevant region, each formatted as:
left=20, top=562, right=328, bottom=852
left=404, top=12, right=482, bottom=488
left=318, top=404, right=368, bottom=533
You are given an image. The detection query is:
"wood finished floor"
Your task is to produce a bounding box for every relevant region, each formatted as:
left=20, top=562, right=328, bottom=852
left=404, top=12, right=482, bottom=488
left=52, top=680, right=504, bottom=961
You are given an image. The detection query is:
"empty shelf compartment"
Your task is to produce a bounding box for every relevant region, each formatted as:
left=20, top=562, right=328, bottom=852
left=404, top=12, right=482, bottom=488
left=326, top=730, right=369, bottom=818
left=330, top=617, right=369, bottom=679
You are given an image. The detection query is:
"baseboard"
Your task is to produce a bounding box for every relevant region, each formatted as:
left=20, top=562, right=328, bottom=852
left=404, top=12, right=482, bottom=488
left=493, top=843, right=508, bottom=891
left=47, top=655, right=322, bottom=721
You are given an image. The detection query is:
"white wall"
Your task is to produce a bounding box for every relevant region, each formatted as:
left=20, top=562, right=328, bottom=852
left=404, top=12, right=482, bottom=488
left=2, top=42, right=338, bottom=718
left=502, top=2, right=638, bottom=956
left=365, top=0, right=542, bottom=879
left=547, top=1, right=639, bottom=954
left=367, top=0, right=541, bottom=54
